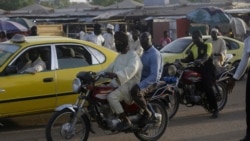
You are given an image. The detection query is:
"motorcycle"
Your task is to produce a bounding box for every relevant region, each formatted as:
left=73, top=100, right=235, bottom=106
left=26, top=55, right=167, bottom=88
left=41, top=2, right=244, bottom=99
left=45, top=71, right=171, bottom=141
left=163, top=57, right=235, bottom=119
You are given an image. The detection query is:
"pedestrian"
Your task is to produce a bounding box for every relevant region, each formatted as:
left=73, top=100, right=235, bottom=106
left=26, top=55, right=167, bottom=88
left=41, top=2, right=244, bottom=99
left=119, top=24, right=132, bottom=39
left=229, top=33, right=250, bottom=141
left=103, top=23, right=115, bottom=51
left=228, top=28, right=235, bottom=38
left=84, top=23, right=104, bottom=46
left=79, top=27, right=85, bottom=40
left=159, top=30, right=171, bottom=49
left=129, top=29, right=143, bottom=56
left=29, top=26, right=38, bottom=36
left=0, top=31, right=8, bottom=42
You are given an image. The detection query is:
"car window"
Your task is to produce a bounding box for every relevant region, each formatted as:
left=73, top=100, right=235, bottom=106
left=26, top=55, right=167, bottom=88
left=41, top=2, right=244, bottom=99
left=56, top=45, right=91, bottom=69
left=86, top=46, right=106, bottom=65
left=224, top=39, right=240, bottom=50
left=0, top=44, right=19, bottom=66
left=12, top=46, right=50, bottom=73
left=160, top=38, right=192, bottom=53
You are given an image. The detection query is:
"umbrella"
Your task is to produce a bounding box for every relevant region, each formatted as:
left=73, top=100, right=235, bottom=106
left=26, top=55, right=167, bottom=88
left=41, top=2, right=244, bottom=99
left=0, top=20, right=28, bottom=33
left=9, top=18, right=36, bottom=29
left=230, top=17, right=247, bottom=36
left=186, top=6, right=231, bottom=25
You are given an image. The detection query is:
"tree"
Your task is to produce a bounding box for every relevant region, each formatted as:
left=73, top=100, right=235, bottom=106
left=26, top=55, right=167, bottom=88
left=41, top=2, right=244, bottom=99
left=0, top=0, right=35, bottom=10
left=90, top=0, right=143, bottom=7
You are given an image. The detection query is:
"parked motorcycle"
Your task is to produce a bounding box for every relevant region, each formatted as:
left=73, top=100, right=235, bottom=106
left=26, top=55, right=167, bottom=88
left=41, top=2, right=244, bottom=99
left=45, top=71, right=171, bottom=141
left=163, top=57, right=235, bottom=119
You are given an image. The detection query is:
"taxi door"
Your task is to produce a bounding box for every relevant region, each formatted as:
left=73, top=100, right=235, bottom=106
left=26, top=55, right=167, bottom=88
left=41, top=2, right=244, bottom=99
left=0, top=46, right=56, bottom=117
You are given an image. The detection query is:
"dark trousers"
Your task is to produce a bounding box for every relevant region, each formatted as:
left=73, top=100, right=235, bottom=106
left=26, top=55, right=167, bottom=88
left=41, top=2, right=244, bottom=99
left=131, top=85, right=147, bottom=111
left=199, top=63, right=218, bottom=111
left=201, top=75, right=218, bottom=110
left=246, top=70, right=250, bottom=136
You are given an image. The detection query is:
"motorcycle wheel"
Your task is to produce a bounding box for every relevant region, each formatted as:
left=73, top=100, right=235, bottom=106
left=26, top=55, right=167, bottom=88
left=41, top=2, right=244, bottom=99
left=166, top=92, right=180, bottom=119
left=216, top=82, right=228, bottom=111
left=134, top=100, right=168, bottom=141
left=45, top=108, right=90, bottom=141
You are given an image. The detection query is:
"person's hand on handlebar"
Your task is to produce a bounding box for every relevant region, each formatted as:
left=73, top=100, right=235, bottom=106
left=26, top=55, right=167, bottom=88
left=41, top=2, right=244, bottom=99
left=105, top=72, right=117, bottom=79
left=194, top=60, right=203, bottom=66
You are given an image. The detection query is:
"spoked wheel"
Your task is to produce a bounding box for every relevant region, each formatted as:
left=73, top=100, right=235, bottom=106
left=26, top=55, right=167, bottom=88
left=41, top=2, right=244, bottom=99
left=134, top=100, right=168, bottom=141
left=45, top=109, right=90, bottom=141
left=166, top=92, right=180, bottom=119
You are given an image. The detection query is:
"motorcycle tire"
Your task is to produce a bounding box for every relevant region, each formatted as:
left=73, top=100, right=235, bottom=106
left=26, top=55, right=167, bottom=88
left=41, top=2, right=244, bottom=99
left=134, top=100, right=168, bottom=141
left=216, top=82, right=228, bottom=111
left=45, top=108, right=90, bottom=141
left=165, top=91, right=180, bottom=119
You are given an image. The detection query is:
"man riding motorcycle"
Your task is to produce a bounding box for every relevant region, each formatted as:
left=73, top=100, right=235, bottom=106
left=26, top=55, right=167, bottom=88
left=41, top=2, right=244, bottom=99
left=131, top=32, right=163, bottom=127
left=179, top=30, right=218, bottom=118
left=103, top=31, right=143, bottom=131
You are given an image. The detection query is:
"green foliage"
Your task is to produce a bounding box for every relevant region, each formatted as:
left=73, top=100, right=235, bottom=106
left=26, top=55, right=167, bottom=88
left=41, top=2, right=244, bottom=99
left=0, top=0, right=35, bottom=10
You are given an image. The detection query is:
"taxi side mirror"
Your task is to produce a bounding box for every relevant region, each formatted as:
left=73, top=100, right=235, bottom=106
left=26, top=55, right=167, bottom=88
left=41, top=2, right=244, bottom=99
left=4, top=66, right=18, bottom=75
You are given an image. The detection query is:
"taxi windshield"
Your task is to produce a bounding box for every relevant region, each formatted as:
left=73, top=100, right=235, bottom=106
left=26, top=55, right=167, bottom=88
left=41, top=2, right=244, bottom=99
left=0, top=44, right=19, bottom=66
left=160, top=38, right=192, bottom=53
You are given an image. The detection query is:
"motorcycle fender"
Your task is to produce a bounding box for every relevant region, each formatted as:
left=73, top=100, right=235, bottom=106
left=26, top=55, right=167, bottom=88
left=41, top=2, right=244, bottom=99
left=55, top=104, right=77, bottom=112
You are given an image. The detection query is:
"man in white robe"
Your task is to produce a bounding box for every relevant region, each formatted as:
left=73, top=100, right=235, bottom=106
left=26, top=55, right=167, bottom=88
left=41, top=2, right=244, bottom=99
left=206, top=28, right=227, bottom=72
left=103, top=31, right=142, bottom=131
left=20, top=49, right=46, bottom=74
left=103, top=24, right=115, bottom=51
left=129, top=29, right=143, bottom=56
left=84, top=23, right=104, bottom=46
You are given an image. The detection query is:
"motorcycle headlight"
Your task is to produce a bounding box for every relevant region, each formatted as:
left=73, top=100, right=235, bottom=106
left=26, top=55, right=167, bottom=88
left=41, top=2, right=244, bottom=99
left=168, top=65, right=177, bottom=76
left=72, top=78, right=81, bottom=93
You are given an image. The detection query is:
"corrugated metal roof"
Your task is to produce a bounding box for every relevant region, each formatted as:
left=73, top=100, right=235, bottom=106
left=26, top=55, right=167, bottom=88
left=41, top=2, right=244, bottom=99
left=103, top=0, right=143, bottom=9
left=92, top=9, right=133, bottom=20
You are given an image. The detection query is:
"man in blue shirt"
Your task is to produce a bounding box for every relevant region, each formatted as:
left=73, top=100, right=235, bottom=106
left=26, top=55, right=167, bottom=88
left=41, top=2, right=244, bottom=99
left=131, top=32, right=163, bottom=128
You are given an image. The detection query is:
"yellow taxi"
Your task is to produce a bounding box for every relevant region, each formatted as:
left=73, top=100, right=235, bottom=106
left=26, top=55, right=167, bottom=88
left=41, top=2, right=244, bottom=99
left=0, top=34, right=118, bottom=118
left=160, top=35, right=245, bottom=70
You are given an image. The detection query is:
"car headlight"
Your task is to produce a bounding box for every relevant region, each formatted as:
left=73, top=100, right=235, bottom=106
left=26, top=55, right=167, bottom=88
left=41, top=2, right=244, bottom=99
left=168, top=65, right=177, bottom=76
left=72, top=78, right=81, bottom=93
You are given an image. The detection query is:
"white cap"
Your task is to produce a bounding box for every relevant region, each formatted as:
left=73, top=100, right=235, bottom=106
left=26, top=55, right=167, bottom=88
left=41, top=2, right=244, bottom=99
left=211, top=28, right=219, bottom=33
left=107, top=24, right=114, bottom=30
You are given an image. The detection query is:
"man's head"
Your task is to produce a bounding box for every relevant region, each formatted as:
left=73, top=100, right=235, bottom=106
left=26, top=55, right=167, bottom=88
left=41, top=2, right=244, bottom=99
left=28, top=49, right=39, bottom=62
left=30, top=26, right=38, bottom=36
left=140, top=32, right=152, bottom=51
left=93, top=23, right=102, bottom=35
left=119, top=24, right=127, bottom=33
left=163, top=30, right=169, bottom=37
left=106, top=24, right=114, bottom=34
left=192, top=30, right=203, bottom=45
left=132, top=30, right=140, bottom=41
left=211, top=28, right=219, bottom=40
left=114, top=31, right=129, bottom=53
